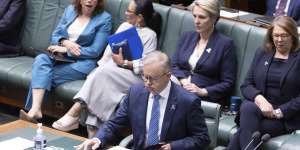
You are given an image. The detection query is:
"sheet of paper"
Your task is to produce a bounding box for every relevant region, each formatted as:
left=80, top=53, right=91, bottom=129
left=107, top=146, right=130, bottom=150
left=220, top=10, right=250, bottom=18
left=0, top=137, right=34, bottom=150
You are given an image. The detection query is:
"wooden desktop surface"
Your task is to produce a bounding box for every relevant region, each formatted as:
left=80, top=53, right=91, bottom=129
left=0, top=120, right=86, bottom=141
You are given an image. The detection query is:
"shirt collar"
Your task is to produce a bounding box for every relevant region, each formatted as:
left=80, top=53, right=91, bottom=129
left=151, top=80, right=171, bottom=100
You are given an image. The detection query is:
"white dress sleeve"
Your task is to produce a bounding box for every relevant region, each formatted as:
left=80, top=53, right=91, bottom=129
left=132, top=27, right=158, bottom=74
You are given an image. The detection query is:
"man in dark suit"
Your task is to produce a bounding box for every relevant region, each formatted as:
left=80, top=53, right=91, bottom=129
left=76, top=51, right=210, bottom=150
left=266, top=0, right=300, bottom=25
left=0, top=0, right=26, bottom=57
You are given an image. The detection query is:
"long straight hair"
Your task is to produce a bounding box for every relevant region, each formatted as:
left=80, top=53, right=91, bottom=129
left=134, top=0, right=162, bottom=38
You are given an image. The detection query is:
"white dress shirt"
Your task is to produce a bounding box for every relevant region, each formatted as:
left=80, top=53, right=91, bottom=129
left=274, top=0, right=291, bottom=16
left=188, top=43, right=202, bottom=70
left=145, top=81, right=171, bottom=143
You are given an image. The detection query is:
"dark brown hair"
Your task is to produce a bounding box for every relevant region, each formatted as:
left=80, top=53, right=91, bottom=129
left=134, top=0, right=162, bottom=38
left=73, top=0, right=104, bottom=16
left=265, top=16, right=299, bottom=52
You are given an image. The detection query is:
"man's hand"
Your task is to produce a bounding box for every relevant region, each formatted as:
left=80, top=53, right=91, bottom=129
left=75, top=138, right=101, bottom=150
left=61, top=40, right=81, bottom=56
left=159, top=144, right=171, bottom=150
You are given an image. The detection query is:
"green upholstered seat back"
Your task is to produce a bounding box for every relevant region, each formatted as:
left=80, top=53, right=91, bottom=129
left=160, top=8, right=194, bottom=57
left=153, top=3, right=171, bottom=49
left=216, top=19, right=267, bottom=97
left=237, top=26, right=267, bottom=97
left=202, top=101, right=221, bottom=149
left=21, top=0, right=72, bottom=56
left=104, top=0, right=123, bottom=32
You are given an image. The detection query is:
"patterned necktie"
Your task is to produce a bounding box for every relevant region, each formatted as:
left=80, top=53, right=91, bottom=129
left=274, top=0, right=288, bottom=16
left=147, top=94, right=161, bottom=146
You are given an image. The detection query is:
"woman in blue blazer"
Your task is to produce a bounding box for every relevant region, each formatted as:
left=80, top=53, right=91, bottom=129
left=228, top=16, right=300, bottom=150
left=172, top=0, right=237, bottom=106
left=20, top=0, right=112, bottom=122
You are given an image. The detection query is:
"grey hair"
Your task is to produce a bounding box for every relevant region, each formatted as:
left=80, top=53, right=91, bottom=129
left=142, top=51, right=171, bottom=72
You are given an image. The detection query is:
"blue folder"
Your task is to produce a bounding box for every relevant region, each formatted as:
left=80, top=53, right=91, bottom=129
left=108, top=27, right=143, bottom=61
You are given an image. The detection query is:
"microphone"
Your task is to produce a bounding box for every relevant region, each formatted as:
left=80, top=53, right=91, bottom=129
left=243, top=131, right=261, bottom=150
left=253, top=134, right=271, bottom=150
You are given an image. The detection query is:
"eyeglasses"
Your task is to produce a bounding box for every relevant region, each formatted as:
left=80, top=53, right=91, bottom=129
left=126, top=9, right=135, bottom=14
left=272, top=33, right=290, bottom=39
left=141, top=72, right=169, bottom=83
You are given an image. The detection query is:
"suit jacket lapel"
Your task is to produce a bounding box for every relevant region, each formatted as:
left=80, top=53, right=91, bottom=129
left=261, top=51, right=274, bottom=93
left=184, top=33, right=199, bottom=69
left=196, top=30, right=217, bottom=68
left=280, top=52, right=298, bottom=88
left=136, top=87, right=150, bottom=146
left=0, top=0, right=12, bottom=18
left=160, top=83, right=177, bottom=141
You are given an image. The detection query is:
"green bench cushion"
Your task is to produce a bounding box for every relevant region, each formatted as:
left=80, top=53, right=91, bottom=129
left=0, top=56, right=33, bottom=88
left=21, top=0, right=72, bottom=56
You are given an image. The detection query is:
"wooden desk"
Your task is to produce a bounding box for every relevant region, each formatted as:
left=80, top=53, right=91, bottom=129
left=220, top=9, right=271, bottom=28
left=0, top=120, right=86, bottom=141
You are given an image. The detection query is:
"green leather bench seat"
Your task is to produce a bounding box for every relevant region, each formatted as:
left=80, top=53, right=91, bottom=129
left=0, top=56, right=32, bottom=88
left=279, top=134, right=300, bottom=150
left=202, top=101, right=221, bottom=149
left=54, top=80, right=85, bottom=100
left=217, top=115, right=237, bottom=146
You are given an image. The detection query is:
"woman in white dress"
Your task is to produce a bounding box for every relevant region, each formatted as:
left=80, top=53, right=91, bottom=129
left=52, top=0, right=162, bottom=138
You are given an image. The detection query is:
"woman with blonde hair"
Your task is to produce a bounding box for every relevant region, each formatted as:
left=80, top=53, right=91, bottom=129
left=172, top=0, right=237, bottom=106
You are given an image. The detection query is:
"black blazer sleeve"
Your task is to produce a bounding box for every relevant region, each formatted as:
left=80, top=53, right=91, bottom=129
left=171, top=32, right=193, bottom=79
left=205, top=39, right=237, bottom=100
left=0, top=0, right=26, bottom=32
left=240, top=48, right=264, bottom=101
left=170, top=97, right=210, bottom=149
left=279, top=95, right=300, bottom=119
left=278, top=51, right=300, bottom=119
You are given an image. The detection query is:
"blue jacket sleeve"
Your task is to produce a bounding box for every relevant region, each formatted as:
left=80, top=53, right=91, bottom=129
left=51, top=6, right=70, bottom=45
